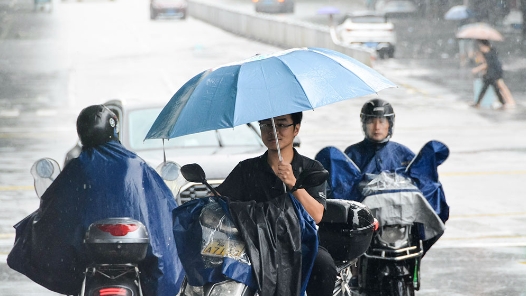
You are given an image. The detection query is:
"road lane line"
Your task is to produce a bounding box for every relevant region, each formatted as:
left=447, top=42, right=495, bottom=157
left=441, top=170, right=526, bottom=176
left=448, top=212, right=526, bottom=219
left=440, top=234, right=526, bottom=241
left=434, top=241, right=526, bottom=249
left=0, top=185, right=34, bottom=191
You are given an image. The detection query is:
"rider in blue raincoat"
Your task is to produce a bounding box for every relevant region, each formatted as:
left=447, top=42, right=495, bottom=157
left=7, top=105, right=184, bottom=296
left=315, top=99, right=449, bottom=285
left=343, top=99, right=448, bottom=225
left=317, top=99, right=449, bottom=232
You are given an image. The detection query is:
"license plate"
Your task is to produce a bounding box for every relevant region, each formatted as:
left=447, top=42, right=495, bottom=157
left=201, top=239, right=246, bottom=259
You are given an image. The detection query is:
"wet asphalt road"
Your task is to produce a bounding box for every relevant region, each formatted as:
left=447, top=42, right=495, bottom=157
left=1, top=0, right=526, bottom=295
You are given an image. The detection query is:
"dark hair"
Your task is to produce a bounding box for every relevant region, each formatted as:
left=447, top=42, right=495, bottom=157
left=290, top=112, right=303, bottom=125
left=477, top=39, right=490, bottom=47
left=258, top=112, right=303, bottom=125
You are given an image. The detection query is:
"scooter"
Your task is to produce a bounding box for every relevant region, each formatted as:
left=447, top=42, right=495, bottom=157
left=176, top=163, right=376, bottom=296
left=356, top=172, right=446, bottom=296
left=31, top=158, right=150, bottom=296
left=317, top=199, right=377, bottom=296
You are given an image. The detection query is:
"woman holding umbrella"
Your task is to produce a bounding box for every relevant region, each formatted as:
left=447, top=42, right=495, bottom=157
left=471, top=39, right=516, bottom=108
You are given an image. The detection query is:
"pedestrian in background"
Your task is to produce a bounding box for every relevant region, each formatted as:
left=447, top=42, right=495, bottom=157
left=471, top=39, right=516, bottom=109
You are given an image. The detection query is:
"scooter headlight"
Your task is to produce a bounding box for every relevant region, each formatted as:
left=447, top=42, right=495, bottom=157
left=377, top=224, right=410, bottom=249
left=183, top=281, right=253, bottom=296
left=209, top=281, right=251, bottom=296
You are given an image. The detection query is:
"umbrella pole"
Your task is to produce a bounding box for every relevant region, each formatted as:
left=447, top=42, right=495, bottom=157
left=270, top=117, right=282, bottom=162
left=163, top=139, right=166, bottom=163
left=271, top=118, right=287, bottom=192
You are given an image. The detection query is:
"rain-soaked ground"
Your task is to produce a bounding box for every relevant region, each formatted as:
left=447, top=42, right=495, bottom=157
left=1, top=0, right=526, bottom=295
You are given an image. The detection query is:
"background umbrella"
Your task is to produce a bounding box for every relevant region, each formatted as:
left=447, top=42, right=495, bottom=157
left=456, top=22, right=504, bottom=41
left=316, top=6, right=340, bottom=25
left=444, top=5, right=474, bottom=21
left=145, top=47, right=396, bottom=143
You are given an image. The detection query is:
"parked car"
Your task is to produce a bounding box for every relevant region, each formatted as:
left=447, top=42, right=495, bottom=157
left=64, top=99, right=272, bottom=204
left=253, top=0, right=294, bottom=14
left=150, top=0, right=187, bottom=20
left=503, top=9, right=523, bottom=30
left=375, top=0, right=418, bottom=18
left=336, top=11, right=396, bottom=59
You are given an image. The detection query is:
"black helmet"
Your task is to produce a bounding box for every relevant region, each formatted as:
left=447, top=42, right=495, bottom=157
left=360, top=98, right=395, bottom=141
left=76, top=105, right=118, bottom=148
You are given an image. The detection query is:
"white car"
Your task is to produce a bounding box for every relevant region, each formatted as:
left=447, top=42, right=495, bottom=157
left=336, top=11, right=396, bottom=59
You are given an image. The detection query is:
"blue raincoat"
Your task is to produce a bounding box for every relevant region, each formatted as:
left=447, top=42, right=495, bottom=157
left=7, top=141, right=184, bottom=296
left=315, top=140, right=449, bottom=223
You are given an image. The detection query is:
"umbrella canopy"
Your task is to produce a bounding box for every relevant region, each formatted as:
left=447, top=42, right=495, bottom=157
left=444, top=5, right=474, bottom=20
left=456, top=22, right=504, bottom=41
left=316, top=6, right=340, bottom=15
left=145, top=47, right=396, bottom=140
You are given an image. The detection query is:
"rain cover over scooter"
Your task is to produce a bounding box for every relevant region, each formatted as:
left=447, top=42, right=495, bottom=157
left=315, top=140, right=449, bottom=223
left=228, top=193, right=318, bottom=296
left=173, top=194, right=318, bottom=296
left=7, top=141, right=184, bottom=296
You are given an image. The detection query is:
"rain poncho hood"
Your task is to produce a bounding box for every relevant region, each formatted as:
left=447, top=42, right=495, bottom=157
left=173, top=194, right=318, bottom=296
left=315, top=140, right=449, bottom=223
left=7, top=141, right=184, bottom=296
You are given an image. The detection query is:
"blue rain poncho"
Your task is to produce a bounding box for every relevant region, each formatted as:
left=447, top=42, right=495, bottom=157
left=315, top=140, right=449, bottom=223
left=7, top=140, right=184, bottom=296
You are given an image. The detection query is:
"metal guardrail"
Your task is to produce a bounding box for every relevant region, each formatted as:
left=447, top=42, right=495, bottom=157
left=187, top=0, right=374, bottom=67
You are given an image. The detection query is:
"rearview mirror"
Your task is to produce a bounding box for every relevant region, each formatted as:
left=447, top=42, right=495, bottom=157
left=181, top=163, right=220, bottom=198
left=180, top=163, right=206, bottom=183
left=34, top=158, right=56, bottom=179
left=294, top=169, right=329, bottom=191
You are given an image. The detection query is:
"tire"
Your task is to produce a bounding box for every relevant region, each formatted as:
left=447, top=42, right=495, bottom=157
left=388, top=278, right=414, bottom=296
left=333, top=264, right=355, bottom=296
left=150, top=8, right=157, bottom=20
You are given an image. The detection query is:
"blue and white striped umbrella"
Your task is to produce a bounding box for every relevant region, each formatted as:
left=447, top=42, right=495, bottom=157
left=145, top=47, right=396, bottom=140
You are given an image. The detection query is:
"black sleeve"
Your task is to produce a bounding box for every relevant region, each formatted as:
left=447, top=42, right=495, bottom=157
left=215, top=162, right=245, bottom=201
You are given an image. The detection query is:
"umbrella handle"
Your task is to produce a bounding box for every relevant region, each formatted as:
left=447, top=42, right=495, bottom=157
left=271, top=118, right=287, bottom=192
left=270, top=117, right=283, bottom=162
